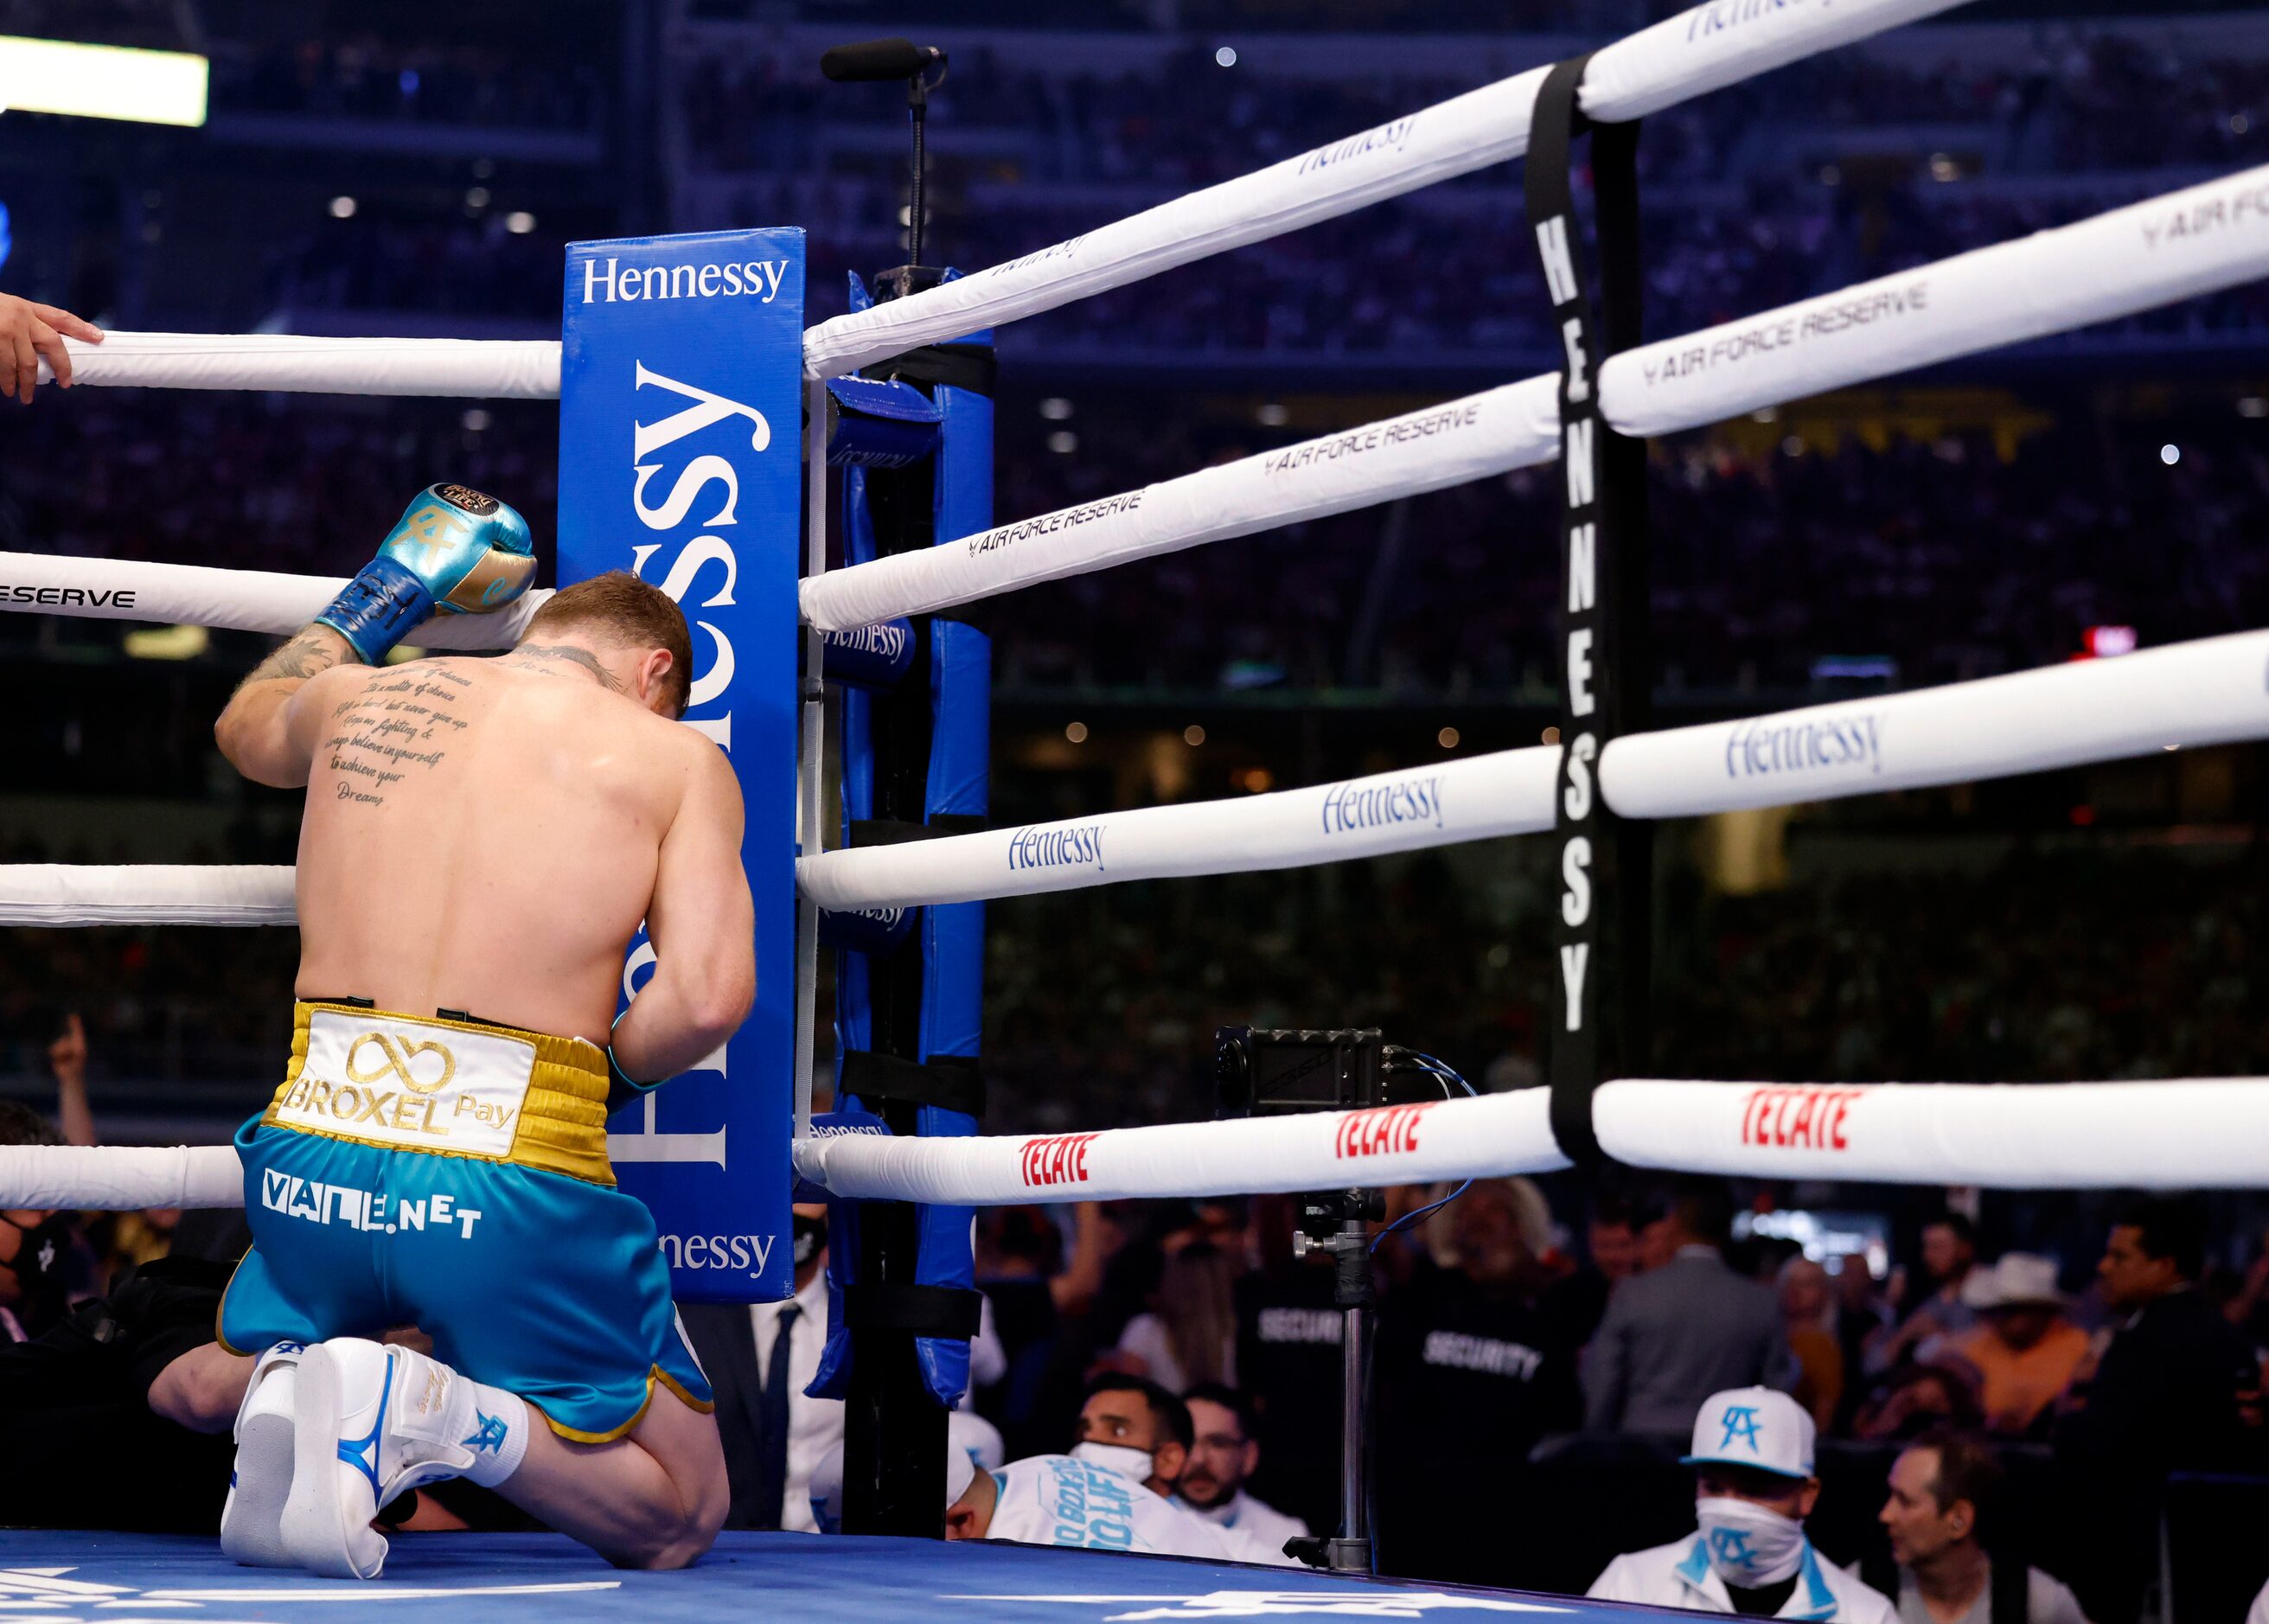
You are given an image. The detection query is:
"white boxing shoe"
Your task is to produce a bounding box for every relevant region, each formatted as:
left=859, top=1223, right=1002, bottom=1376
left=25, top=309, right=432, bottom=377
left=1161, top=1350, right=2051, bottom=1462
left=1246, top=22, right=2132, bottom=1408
left=279, top=1337, right=479, bottom=1579
left=220, top=1340, right=306, bottom=1568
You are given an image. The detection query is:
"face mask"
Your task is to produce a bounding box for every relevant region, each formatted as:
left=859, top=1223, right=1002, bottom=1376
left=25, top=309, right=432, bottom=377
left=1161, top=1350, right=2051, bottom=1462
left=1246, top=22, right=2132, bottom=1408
left=792, top=1213, right=827, bottom=1268
left=1696, top=1496, right=1808, bottom=1587
left=1071, top=1441, right=1155, bottom=1483
left=0, top=1213, right=73, bottom=1327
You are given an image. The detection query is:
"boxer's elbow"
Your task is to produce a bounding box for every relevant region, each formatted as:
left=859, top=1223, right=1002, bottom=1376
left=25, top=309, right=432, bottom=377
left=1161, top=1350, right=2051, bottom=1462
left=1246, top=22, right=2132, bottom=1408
left=685, top=961, right=755, bottom=1048
left=214, top=708, right=301, bottom=788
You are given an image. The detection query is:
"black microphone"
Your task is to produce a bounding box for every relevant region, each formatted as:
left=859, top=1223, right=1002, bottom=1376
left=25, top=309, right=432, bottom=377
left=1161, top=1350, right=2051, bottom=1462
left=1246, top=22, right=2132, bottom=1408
left=820, top=38, right=943, bottom=83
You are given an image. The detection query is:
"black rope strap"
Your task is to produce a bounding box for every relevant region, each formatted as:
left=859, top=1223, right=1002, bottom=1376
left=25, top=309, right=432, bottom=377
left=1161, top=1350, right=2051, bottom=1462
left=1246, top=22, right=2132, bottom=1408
left=840, top=1049, right=987, bottom=1118
left=848, top=815, right=986, bottom=847
left=1526, top=54, right=1650, bottom=1169
left=843, top=1282, right=983, bottom=1339
left=861, top=341, right=997, bottom=398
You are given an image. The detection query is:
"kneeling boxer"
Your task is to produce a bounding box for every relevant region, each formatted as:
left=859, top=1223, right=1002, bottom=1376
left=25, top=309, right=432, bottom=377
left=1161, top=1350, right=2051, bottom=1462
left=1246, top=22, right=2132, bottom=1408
left=171, top=486, right=751, bottom=1578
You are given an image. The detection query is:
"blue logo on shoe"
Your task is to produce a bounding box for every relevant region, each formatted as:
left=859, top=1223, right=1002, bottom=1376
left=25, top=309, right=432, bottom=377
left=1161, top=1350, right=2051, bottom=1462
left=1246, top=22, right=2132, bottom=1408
left=463, top=1411, right=509, bottom=1455
left=335, top=1351, right=393, bottom=1500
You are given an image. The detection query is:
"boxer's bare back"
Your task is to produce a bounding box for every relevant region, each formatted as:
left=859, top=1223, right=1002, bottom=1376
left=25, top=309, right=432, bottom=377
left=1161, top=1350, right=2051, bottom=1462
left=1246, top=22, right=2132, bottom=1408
left=293, top=650, right=704, bottom=1041
left=223, top=623, right=751, bottom=1084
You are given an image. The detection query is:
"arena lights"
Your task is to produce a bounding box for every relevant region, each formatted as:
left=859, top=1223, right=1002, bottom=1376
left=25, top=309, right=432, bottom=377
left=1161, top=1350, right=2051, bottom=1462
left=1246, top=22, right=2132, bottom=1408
left=329, top=196, right=356, bottom=219
left=1256, top=401, right=1289, bottom=427
left=1064, top=721, right=1088, bottom=744
left=505, top=211, right=537, bottom=235
left=2084, top=625, right=2139, bottom=658
left=121, top=623, right=207, bottom=662
left=1183, top=725, right=1207, bottom=746
left=1437, top=727, right=1460, bottom=749
left=1045, top=430, right=1077, bottom=454
left=2161, top=443, right=2182, bottom=465
left=0, top=35, right=208, bottom=127
left=1214, top=46, right=1238, bottom=67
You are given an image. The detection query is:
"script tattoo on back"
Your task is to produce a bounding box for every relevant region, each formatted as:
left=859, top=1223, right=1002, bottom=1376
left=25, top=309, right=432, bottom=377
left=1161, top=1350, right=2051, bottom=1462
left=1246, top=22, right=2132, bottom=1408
left=508, top=643, right=627, bottom=694
left=320, top=663, right=474, bottom=809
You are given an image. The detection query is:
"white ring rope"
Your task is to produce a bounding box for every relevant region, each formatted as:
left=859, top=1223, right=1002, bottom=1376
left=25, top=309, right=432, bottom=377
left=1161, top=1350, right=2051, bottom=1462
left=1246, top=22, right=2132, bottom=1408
left=0, top=552, right=550, bottom=646
left=1602, top=628, right=2269, bottom=820
left=802, top=628, right=2269, bottom=911
left=35, top=331, right=563, bottom=398
left=0, top=865, right=294, bottom=926
left=1596, top=1078, right=2269, bottom=1190
left=10, top=625, right=2266, bottom=924
left=9, top=1075, right=2266, bottom=1211
left=805, top=160, right=2269, bottom=632
left=796, top=1076, right=2269, bottom=1203
left=802, top=377, right=1562, bottom=633
left=800, top=0, right=1972, bottom=380
left=0, top=1144, right=244, bottom=1210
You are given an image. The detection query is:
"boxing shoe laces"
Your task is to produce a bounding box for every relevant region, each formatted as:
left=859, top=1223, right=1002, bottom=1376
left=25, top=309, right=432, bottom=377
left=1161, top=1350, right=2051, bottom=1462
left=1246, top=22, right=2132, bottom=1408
left=220, top=1339, right=305, bottom=1568
left=280, top=1337, right=479, bottom=1580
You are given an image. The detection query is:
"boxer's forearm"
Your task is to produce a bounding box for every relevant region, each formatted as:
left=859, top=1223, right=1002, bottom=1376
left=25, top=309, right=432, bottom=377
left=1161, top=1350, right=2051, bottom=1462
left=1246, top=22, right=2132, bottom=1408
left=215, top=623, right=357, bottom=784
left=609, top=958, right=751, bottom=1085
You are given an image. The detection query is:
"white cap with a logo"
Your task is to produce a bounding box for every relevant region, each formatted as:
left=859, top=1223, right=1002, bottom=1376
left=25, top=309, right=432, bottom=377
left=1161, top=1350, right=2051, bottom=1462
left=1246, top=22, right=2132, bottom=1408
left=1680, top=1386, right=1815, bottom=1481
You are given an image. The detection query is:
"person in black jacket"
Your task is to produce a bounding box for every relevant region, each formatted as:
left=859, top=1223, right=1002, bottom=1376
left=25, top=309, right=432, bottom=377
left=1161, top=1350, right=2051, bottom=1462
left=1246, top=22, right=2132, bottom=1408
left=1377, top=1179, right=1582, bottom=1586
left=2054, top=1196, right=2259, bottom=1624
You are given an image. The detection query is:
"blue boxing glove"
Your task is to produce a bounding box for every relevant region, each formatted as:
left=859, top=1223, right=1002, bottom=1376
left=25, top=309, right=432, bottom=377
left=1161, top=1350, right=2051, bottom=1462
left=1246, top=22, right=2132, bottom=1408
left=315, top=483, right=536, bottom=664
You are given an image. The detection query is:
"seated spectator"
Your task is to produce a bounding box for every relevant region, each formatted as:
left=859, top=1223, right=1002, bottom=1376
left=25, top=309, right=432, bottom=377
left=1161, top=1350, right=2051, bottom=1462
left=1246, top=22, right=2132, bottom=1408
left=1115, top=1237, right=1241, bottom=1392
left=1873, top=1214, right=1982, bottom=1374
left=946, top=1374, right=1287, bottom=1562
left=1870, top=1427, right=2087, bottom=1624
left=1540, top=1195, right=1639, bottom=1353
left=1173, top=1381, right=1309, bottom=1556
left=1588, top=1386, right=1896, bottom=1621
left=1855, top=1363, right=1987, bottom=1445
left=943, top=1440, right=1283, bottom=1562
left=1782, top=1256, right=1846, bottom=1433
left=1074, top=1372, right=1193, bottom=1500
left=1584, top=1178, right=1797, bottom=1435
left=2055, top=1197, right=2261, bottom=1624
left=1948, top=1255, right=2091, bottom=1438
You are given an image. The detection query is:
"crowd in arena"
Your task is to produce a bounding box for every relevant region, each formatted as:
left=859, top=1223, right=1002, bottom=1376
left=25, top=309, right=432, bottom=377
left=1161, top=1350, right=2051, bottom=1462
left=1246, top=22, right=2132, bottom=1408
left=233, top=25, right=2269, bottom=364
left=7, top=1010, right=2266, bottom=1617
left=209, top=37, right=604, bottom=131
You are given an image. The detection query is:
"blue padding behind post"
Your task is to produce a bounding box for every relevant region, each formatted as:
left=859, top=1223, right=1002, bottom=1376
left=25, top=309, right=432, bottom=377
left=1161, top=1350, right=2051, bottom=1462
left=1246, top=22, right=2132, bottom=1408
left=812, top=443, right=883, bottom=1402
left=909, top=358, right=993, bottom=1406
left=812, top=273, right=991, bottom=1409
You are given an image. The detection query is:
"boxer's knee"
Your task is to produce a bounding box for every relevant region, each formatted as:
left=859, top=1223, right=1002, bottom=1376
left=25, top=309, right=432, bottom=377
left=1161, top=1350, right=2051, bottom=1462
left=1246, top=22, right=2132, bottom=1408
left=611, top=1401, right=729, bottom=1570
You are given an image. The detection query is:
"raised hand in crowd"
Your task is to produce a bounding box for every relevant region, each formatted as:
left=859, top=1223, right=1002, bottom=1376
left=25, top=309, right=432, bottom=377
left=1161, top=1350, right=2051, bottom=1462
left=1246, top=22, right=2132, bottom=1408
left=0, top=294, right=102, bottom=403
left=47, top=1013, right=94, bottom=1148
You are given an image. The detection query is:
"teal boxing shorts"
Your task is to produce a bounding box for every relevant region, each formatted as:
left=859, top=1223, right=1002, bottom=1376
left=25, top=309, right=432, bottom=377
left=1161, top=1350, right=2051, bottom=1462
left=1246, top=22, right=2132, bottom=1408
left=217, top=1002, right=712, bottom=1443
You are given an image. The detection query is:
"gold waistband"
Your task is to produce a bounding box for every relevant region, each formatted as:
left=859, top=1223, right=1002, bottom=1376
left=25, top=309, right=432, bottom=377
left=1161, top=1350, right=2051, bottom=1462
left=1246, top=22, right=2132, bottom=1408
left=263, top=1001, right=615, bottom=1186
